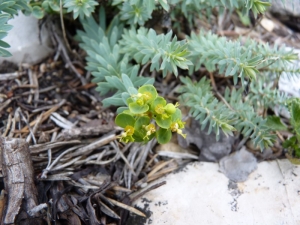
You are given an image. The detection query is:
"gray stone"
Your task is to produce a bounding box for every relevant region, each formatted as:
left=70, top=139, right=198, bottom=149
left=219, top=147, right=257, bottom=182
left=270, top=0, right=300, bottom=17
left=198, top=130, right=234, bottom=162
left=178, top=119, right=234, bottom=162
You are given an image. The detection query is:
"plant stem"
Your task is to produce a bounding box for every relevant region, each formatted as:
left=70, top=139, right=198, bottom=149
left=60, top=0, right=72, bottom=54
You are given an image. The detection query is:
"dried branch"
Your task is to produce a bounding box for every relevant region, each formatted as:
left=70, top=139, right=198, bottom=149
left=0, top=137, right=41, bottom=224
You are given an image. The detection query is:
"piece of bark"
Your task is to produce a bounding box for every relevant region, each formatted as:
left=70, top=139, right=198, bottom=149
left=0, top=137, right=42, bottom=225
left=0, top=190, right=6, bottom=224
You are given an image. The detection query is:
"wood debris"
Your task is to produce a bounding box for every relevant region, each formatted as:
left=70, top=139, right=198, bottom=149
left=0, top=55, right=180, bottom=224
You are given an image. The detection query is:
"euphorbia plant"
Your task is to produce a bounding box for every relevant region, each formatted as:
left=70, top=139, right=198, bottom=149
left=115, top=84, right=186, bottom=144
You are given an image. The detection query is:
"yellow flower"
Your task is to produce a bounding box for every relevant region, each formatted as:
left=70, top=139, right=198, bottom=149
left=119, top=125, right=135, bottom=143
left=143, top=123, right=156, bottom=140
left=170, top=120, right=186, bottom=138
left=155, top=104, right=165, bottom=114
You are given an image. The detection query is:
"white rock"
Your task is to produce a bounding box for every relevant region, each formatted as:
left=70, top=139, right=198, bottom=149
left=1, top=13, right=53, bottom=65
left=131, top=160, right=300, bottom=225
left=278, top=48, right=300, bottom=98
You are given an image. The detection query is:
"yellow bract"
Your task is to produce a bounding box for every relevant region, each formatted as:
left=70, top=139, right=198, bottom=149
left=155, top=104, right=165, bottom=114
left=170, top=121, right=186, bottom=138
left=143, top=123, right=156, bottom=140
left=143, top=92, right=153, bottom=101
left=124, top=125, right=135, bottom=135
left=119, top=125, right=135, bottom=143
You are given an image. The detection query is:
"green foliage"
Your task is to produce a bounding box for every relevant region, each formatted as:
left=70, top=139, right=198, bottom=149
left=247, top=77, right=288, bottom=110
left=188, top=31, right=299, bottom=85
left=115, top=84, right=186, bottom=144
left=64, top=0, right=98, bottom=19
left=119, top=27, right=192, bottom=77
left=0, top=0, right=100, bottom=57
left=0, top=0, right=31, bottom=16
left=113, top=0, right=271, bottom=25
left=185, top=30, right=298, bottom=149
left=188, top=31, right=262, bottom=84
left=179, top=76, right=277, bottom=149
left=2, top=0, right=300, bottom=149
left=74, top=1, right=300, bottom=148
left=179, top=76, right=236, bottom=138
left=77, top=15, right=153, bottom=105
left=224, top=87, right=276, bottom=149
left=112, top=0, right=169, bottom=26
left=41, top=0, right=60, bottom=12
left=118, top=1, right=151, bottom=26
left=31, top=0, right=99, bottom=19
left=266, top=116, right=287, bottom=131
left=245, top=40, right=299, bottom=76
left=167, top=0, right=270, bottom=28
left=26, top=0, right=63, bottom=19
left=31, top=5, right=44, bottom=18
left=245, top=0, right=271, bottom=18
left=0, top=14, right=12, bottom=57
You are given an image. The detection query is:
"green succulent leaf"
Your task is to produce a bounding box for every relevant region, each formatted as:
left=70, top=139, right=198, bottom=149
left=266, top=116, right=287, bottom=131
left=0, top=14, right=12, bottom=57
left=126, top=97, right=134, bottom=105
left=157, top=0, right=169, bottom=11
left=291, top=101, right=300, bottom=127
left=171, top=108, right=182, bottom=122
left=32, top=6, right=44, bottom=19
left=133, top=116, right=151, bottom=142
left=49, top=0, right=60, bottom=11
left=127, top=87, right=138, bottom=96
left=119, top=1, right=151, bottom=26
left=115, top=113, right=136, bottom=128
left=156, top=128, right=172, bottom=144
left=0, top=47, right=11, bottom=57
left=296, top=147, right=300, bottom=158
left=0, top=40, right=10, bottom=48
left=138, top=84, right=158, bottom=101
left=41, top=1, right=51, bottom=11
left=283, top=136, right=297, bottom=149
left=151, top=96, right=166, bottom=114
left=129, top=102, right=149, bottom=114
left=64, top=0, right=98, bottom=19
left=117, top=107, right=129, bottom=114
left=155, top=115, right=172, bottom=129
left=120, top=27, right=192, bottom=77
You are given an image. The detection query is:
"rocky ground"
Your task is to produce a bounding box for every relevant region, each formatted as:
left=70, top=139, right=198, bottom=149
left=0, top=3, right=300, bottom=225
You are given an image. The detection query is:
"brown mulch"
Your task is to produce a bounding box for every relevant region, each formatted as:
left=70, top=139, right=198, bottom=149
left=0, top=8, right=300, bottom=225
left=0, top=41, right=182, bottom=224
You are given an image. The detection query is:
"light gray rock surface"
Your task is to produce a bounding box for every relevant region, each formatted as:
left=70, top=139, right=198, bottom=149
left=1, top=13, right=53, bottom=64
left=131, top=160, right=300, bottom=225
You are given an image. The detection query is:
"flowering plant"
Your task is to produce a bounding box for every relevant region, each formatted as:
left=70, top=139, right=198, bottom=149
left=115, top=84, right=186, bottom=144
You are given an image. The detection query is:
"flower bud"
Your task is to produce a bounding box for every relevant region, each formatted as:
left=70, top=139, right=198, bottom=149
left=164, top=103, right=176, bottom=114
